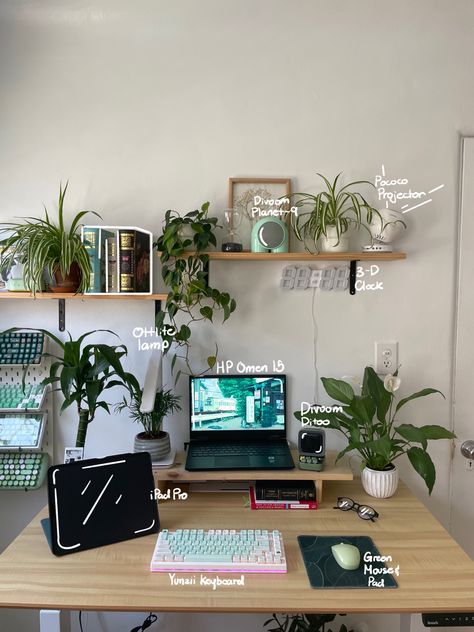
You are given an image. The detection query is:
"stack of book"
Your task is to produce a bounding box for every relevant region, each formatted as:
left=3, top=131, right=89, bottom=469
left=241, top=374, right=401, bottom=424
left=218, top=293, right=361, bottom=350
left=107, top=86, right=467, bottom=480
left=249, top=480, right=318, bottom=510
left=81, top=226, right=152, bottom=294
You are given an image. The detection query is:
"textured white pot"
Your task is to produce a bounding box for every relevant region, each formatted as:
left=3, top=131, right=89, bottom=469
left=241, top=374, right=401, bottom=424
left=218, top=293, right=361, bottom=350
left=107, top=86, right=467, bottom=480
left=361, top=464, right=399, bottom=498
left=134, top=431, right=171, bottom=462
left=320, top=226, right=350, bottom=252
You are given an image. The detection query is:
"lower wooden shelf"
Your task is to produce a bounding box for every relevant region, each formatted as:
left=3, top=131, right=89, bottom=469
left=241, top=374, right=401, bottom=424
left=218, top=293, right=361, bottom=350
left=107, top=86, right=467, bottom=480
left=153, top=449, right=353, bottom=502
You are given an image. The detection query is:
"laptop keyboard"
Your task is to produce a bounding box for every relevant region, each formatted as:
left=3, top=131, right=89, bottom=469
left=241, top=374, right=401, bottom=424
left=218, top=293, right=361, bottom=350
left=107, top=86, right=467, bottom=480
left=190, top=443, right=289, bottom=457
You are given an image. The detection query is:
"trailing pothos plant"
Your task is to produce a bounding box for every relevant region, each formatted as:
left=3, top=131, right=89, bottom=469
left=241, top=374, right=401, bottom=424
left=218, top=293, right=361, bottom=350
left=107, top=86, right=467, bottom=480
left=5, top=327, right=139, bottom=449
left=294, top=366, right=455, bottom=494
left=155, top=202, right=236, bottom=381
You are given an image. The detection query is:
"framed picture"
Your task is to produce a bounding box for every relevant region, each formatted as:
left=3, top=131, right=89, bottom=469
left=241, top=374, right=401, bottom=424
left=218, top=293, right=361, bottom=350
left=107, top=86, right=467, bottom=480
left=228, top=177, right=292, bottom=250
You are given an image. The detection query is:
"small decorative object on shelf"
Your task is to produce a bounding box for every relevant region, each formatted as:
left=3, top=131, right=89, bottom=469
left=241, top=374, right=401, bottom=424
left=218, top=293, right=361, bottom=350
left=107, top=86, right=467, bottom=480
left=228, top=177, right=292, bottom=250
left=290, top=173, right=381, bottom=254
left=364, top=207, right=407, bottom=253
left=221, top=208, right=243, bottom=252
left=0, top=182, right=99, bottom=295
left=251, top=217, right=289, bottom=253
left=294, top=366, right=455, bottom=498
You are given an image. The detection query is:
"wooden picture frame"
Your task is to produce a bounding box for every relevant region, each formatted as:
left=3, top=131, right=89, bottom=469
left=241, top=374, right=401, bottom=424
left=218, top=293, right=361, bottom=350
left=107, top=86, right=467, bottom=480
left=228, top=178, right=292, bottom=251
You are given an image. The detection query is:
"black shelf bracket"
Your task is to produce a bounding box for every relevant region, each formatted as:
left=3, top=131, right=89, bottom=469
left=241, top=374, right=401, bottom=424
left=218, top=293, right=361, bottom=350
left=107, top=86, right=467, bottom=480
left=203, top=258, right=210, bottom=286
left=349, top=260, right=358, bottom=295
left=58, top=299, right=66, bottom=331
left=154, top=299, right=162, bottom=317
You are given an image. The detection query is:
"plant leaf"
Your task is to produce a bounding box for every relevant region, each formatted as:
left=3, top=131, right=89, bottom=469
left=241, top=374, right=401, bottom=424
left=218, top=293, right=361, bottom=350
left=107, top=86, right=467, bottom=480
left=321, top=377, right=354, bottom=404
left=407, top=446, right=436, bottom=494
left=395, top=388, right=444, bottom=413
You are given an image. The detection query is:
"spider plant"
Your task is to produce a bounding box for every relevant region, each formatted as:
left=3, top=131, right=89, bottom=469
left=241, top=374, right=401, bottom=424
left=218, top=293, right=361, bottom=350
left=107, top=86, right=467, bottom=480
left=0, top=182, right=99, bottom=294
left=290, top=173, right=381, bottom=252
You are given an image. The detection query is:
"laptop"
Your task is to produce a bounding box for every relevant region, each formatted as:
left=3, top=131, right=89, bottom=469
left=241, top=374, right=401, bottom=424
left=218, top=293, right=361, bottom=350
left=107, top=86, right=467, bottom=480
left=185, top=374, right=295, bottom=471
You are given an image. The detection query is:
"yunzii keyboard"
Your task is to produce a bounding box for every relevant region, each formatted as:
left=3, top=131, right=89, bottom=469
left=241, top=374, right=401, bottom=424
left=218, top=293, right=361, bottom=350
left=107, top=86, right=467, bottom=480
left=0, top=452, right=49, bottom=489
left=0, top=332, right=45, bottom=365
left=0, top=383, right=47, bottom=410
left=150, top=528, right=287, bottom=573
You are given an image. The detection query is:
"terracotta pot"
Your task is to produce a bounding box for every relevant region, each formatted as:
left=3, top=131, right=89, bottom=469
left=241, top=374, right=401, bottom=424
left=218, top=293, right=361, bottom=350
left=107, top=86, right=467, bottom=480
left=361, top=464, right=399, bottom=498
left=134, top=430, right=171, bottom=462
left=50, top=262, right=82, bottom=293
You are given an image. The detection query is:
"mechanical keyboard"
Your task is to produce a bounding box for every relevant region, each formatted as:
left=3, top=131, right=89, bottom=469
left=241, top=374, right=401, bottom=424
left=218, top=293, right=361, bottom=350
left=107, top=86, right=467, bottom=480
left=150, top=528, right=287, bottom=573
left=0, top=331, right=45, bottom=365
left=0, top=451, right=49, bottom=489
left=0, top=383, right=47, bottom=410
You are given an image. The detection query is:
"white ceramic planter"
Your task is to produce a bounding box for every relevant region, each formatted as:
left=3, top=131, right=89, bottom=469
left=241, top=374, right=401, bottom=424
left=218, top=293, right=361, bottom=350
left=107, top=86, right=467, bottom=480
left=320, top=226, right=350, bottom=252
left=361, top=464, right=399, bottom=498
left=134, top=431, right=171, bottom=462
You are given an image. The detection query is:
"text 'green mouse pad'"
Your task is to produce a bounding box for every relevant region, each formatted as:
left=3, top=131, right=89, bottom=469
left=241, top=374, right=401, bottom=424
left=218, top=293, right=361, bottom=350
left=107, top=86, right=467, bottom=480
left=298, top=535, right=398, bottom=589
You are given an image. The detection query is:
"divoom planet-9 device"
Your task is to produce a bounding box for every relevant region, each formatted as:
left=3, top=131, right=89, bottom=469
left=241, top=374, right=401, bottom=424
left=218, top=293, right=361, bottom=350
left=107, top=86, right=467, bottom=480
left=251, top=218, right=289, bottom=253
left=298, top=428, right=325, bottom=471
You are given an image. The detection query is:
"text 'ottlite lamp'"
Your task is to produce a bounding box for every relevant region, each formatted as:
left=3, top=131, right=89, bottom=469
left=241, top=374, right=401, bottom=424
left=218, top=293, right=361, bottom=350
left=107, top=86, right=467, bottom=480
left=364, top=208, right=406, bottom=253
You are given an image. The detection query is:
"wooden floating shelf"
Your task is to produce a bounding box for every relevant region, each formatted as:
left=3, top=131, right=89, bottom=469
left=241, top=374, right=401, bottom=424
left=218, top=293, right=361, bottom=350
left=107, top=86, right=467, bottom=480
left=153, top=450, right=353, bottom=502
left=163, top=251, right=406, bottom=261
left=0, top=292, right=167, bottom=300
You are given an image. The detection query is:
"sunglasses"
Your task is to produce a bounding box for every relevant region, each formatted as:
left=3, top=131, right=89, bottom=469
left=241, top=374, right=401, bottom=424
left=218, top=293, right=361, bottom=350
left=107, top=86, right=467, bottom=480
left=333, top=497, right=379, bottom=522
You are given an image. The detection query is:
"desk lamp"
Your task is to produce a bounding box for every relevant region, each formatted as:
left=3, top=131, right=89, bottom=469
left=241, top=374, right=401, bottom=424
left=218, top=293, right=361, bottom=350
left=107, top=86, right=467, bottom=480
left=363, top=208, right=406, bottom=253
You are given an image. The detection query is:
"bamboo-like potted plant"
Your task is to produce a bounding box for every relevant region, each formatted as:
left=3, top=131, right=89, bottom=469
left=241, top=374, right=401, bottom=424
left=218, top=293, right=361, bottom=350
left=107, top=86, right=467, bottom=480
left=290, top=173, right=381, bottom=253
left=0, top=182, right=99, bottom=294
left=155, top=202, right=236, bottom=381
left=36, top=328, right=138, bottom=448
left=116, top=387, right=182, bottom=461
left=294, top=366, right=455, bottom=498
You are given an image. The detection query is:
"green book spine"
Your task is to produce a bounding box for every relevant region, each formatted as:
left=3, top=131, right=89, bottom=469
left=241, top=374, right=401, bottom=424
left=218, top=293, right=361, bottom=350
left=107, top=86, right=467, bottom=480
left=82, top=227, right=100, bottom=293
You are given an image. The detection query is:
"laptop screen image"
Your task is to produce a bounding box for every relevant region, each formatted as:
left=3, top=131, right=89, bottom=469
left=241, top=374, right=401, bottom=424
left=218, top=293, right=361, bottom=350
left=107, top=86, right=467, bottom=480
left=190, top=375, right=286, bottom=434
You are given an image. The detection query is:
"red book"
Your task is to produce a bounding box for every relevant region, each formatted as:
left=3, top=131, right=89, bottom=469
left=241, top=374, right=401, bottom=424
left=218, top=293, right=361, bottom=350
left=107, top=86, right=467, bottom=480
left=249, top=486, right=317, bottom=510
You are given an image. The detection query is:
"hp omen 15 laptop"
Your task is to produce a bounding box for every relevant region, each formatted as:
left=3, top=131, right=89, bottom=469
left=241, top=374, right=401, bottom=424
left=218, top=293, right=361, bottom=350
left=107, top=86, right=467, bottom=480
left=185, top=374, right=295, bottom=471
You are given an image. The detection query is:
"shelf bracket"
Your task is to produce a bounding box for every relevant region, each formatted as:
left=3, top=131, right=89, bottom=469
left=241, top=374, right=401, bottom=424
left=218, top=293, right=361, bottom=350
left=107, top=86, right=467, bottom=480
left=349, top=260, right=358, bottom=295
left=58, top=299, right=66, bottom=332
left=203, top=258, right=210, bottom=287
left=154, top=299, right=162, bottom=316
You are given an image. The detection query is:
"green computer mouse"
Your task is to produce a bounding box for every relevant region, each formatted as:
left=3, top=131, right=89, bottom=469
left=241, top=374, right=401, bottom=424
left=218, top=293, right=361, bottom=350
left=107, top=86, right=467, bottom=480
left=331, top=542, right=361, bottom=570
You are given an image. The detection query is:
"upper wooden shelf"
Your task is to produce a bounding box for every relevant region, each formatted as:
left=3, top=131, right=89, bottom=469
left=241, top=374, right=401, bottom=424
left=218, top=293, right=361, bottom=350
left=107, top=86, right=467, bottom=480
left=0, top=292, right=167, bottom=300
left=168, top=251, right=406, bottom=261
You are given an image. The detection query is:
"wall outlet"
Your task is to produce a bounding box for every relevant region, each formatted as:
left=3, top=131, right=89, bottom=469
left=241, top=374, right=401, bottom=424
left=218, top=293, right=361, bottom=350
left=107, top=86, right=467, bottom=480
left=375, top=341, right=398, bottom=375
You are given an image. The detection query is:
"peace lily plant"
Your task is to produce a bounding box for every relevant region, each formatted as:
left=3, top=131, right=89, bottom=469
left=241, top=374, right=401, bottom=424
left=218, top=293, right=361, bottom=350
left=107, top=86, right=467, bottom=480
left=295, top=366, right=455, bottom=498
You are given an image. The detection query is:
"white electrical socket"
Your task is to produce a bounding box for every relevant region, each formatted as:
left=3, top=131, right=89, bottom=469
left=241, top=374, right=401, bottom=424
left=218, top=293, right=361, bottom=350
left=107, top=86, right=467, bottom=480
left=375, top=341, right=398, bottom=375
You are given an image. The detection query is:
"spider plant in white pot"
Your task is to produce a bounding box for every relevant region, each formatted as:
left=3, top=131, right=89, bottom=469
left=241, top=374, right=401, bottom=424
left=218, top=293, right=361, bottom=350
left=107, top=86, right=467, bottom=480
left=290, top=173, right=381, bottom=253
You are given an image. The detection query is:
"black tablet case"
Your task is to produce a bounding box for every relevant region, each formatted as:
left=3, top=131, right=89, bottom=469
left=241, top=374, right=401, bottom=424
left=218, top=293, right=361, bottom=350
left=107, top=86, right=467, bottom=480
left=47, top=452, right=159, bottom=556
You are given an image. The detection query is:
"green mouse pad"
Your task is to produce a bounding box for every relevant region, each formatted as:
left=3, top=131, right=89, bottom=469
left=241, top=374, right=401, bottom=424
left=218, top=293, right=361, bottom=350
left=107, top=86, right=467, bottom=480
left=298, top=535, right=398, bottom=589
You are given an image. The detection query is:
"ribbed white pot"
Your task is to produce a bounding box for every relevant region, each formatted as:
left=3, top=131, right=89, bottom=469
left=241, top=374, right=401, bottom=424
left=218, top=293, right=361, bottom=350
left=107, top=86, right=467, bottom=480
left=361, top=464, right=399, bottom=499
left=134, top=431, right=171, bottom=462
left=320, top=226, right=350, bottom=252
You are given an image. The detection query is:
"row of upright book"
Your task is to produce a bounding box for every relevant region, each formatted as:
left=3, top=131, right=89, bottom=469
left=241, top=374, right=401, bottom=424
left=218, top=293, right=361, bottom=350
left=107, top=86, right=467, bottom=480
left=249, top=480, right=317, bottom=510
left=81, top=226, right=152, bottom=294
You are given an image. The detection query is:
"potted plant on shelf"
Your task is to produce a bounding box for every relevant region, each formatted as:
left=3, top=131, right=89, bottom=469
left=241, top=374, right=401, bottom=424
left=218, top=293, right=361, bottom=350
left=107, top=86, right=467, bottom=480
left=264, top=613, right=354, bottom=632
left=290, top=173, right=381, bottom=253
left=155, top=202, right=236, bottom=381
left=11, top=328, right=138, bottom=449
left=116, top=386, right=181, bottom=461
left=294, top=366, right=455, bottom=498
left=0, top=182, right=99, bottom=294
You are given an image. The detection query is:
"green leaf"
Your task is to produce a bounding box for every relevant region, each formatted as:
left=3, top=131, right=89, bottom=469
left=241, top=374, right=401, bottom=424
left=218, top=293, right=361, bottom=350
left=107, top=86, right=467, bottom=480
left=362, top=366, right=391, bottom=422
left=395, top=388, right=445, bottom=413
left=364, top=435, right=394, bottom=464
left=395, top=424, right=428, bottom=449
left=207, top=355, right=216, bottom=369
left=321, top=377, right=354, bottom=404
left=419, top=424, right=456, bottom=440
left=346, top=395, right=375, bottom=425
left=200, top=306, right=213, bottom=321
left=179, top=324, right=191, bottom=341
left=407, top=446, right=436, bottom=494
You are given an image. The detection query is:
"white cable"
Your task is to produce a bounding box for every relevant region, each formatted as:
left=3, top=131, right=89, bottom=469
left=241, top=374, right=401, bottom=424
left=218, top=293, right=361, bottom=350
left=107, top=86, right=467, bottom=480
left=312, top=286, right=320, bottom=404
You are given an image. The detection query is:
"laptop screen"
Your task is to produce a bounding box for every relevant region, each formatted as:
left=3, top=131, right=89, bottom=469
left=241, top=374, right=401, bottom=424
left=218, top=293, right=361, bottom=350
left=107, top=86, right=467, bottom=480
left=190, top=375, right=286, bottom=435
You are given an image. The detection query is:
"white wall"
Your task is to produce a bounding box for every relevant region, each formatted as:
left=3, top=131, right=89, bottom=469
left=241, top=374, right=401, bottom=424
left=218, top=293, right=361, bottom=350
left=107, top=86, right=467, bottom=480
left=1, top=1, right=473, bottom=630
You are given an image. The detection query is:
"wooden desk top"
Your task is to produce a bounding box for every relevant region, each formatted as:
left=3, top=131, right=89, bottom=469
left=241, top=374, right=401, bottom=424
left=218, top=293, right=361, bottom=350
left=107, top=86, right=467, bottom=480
left=1, top=479, right=474, bottom=614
